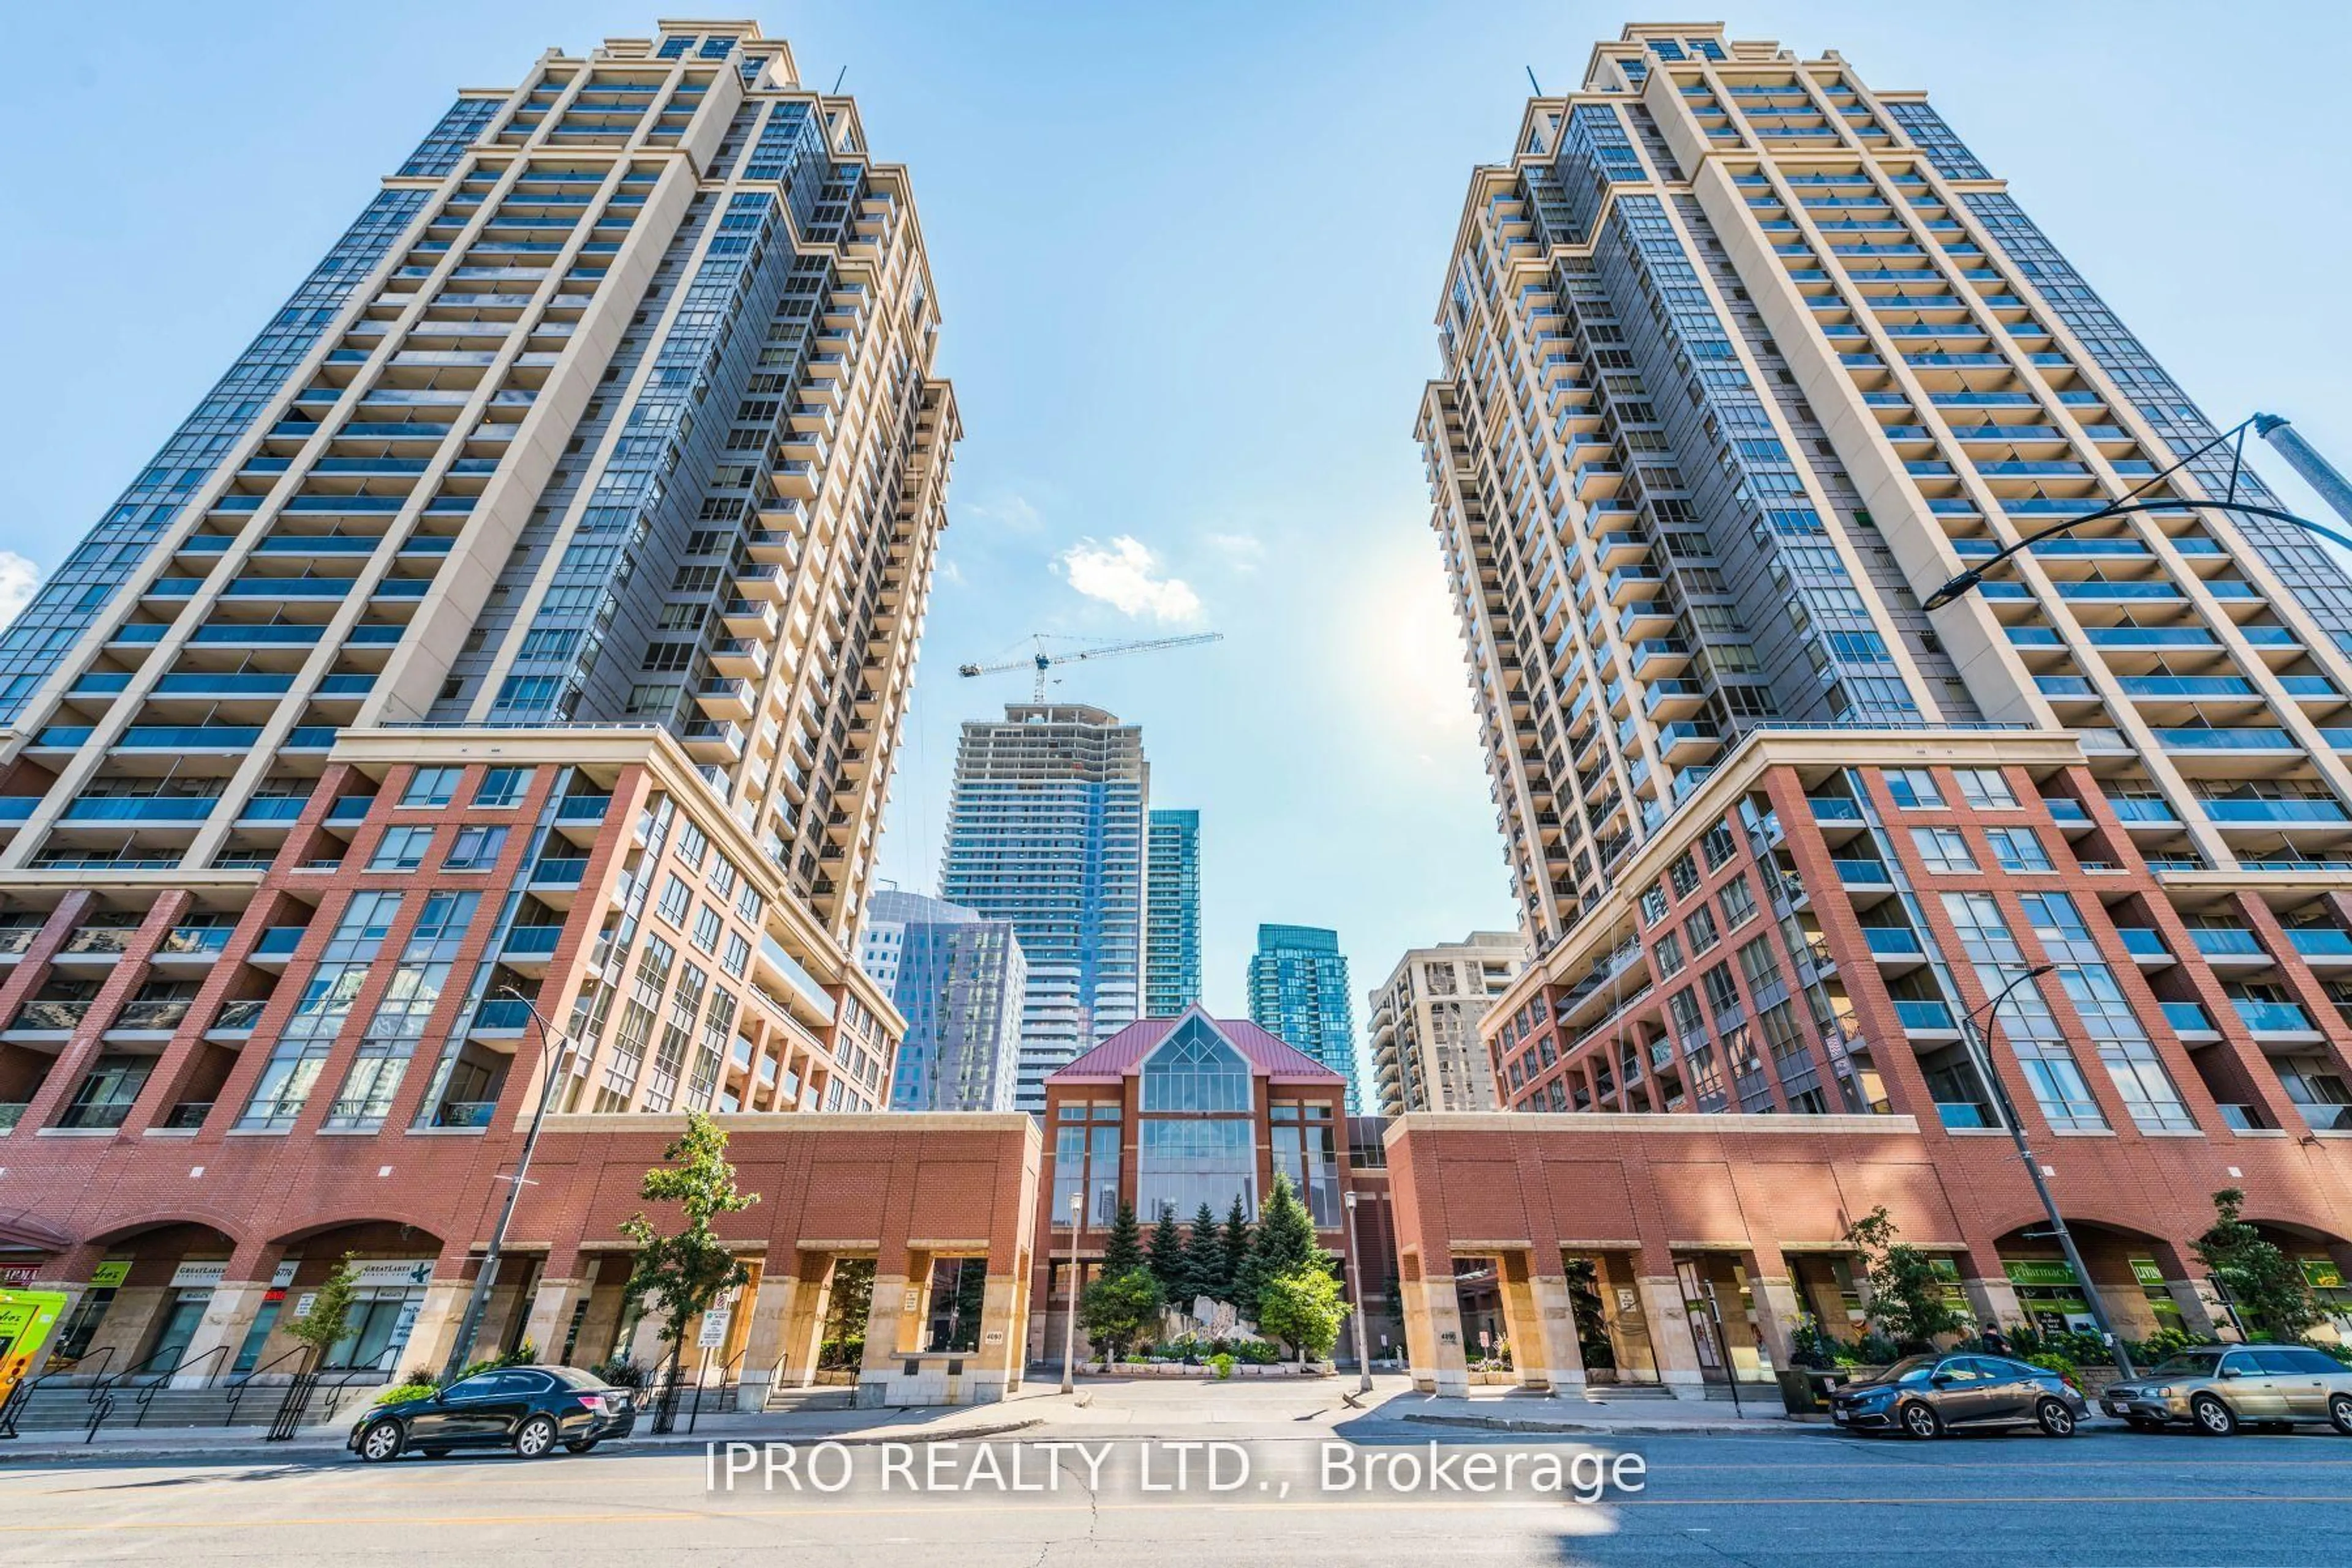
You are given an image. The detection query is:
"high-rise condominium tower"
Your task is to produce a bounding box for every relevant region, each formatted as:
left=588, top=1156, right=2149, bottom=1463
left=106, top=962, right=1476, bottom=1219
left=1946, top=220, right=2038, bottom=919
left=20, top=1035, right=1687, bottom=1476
left=1246, top=924, right=1360, bottom=1111
left=1365, top=932, right=1525, bottom=1115
left=1430, top=23, right=2352, bottom=1142
left=940, top=705, right=1147, bottom=1110
left=861, top=890, right=1026, bottom=1113
left=1144, top=808, right=1202, bottom=1016
left=0, top=21, right=955, bottom=1163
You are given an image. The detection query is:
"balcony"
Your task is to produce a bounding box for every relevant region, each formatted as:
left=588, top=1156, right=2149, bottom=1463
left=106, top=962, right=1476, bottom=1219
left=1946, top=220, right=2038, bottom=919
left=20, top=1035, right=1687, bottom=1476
left=501, top=925, right=564, bottom=968
left=696, top=676, right=756, bottom=722
left=529, top=857, right=588, bottom=889
left=1863, top=927, right=1924, bottom=959
left=2287, top=928, right=2352, bottom=964
left=209, top=999, right=269, bottom=1034
left=2205, top=799, right=2351, bottom=825
left=2114, top=928, right=2171, bottom=964
left=1936, top=1102, right=1993, bottom=1130
left=471, top=995, right=532, bottom=1035
left=8, top=1000, right=92, bottom=1033
left=2160, top=1000, right=2217, bottom=1038
left=1807, top=796, right=1863, bottom=823
left=1832, top=858, right=1893, bottom=889
left=681, top=718, right=746, bottom=761
left=251, top=927, right=307, bottom=965
left=556, top=794, right=611, bottom=823
left=2187, top=927, right=2263, bottom=961
left=160, top=1101, right=213, bottom=1131
left=112, top=998, right=194, bottom=1033
left=431, top=1100, right=497, bottom=1130
left=1895, top=998, right=1957, bottom=1035
left=155, top=926, right=232, bottom=960
left=2232, top=998, right=2318, bottom=1037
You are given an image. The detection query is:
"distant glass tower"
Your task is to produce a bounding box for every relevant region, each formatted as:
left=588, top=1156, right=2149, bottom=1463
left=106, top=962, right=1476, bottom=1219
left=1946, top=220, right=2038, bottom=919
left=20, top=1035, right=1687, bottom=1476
left=940, top=704, right=1148, bottom=1111
left=1246, top=924, right=1361, bottom=1111
left=861, top=891, right=1026, bottom=1112
left=1144, top=809, right=1201, bottom=1016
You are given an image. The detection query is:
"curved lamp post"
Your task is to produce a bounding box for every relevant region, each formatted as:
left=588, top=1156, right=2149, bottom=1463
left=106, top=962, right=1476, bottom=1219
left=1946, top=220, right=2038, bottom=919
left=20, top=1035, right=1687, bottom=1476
left=1922, top=413, right=2352, bottom=612
left=1956, top=964, right=2135, bottom=1378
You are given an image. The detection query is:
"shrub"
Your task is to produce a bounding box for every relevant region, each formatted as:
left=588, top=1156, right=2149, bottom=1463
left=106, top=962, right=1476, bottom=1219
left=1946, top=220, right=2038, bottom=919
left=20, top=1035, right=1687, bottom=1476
left=1841, top=1207, right=1966, bottom=1349
left=1210, top=1352, right=1235, bottom=1379
left=1234, top=1339, right=1282, bottom=1365
left=2131, top=1327, right=2198, bottom=1364
left=589, top=1356, right=645, bottom=1389
left=2025, top=1352, right=2081, bottom=1390
left=1080, top=1267, right=1165, bottom=1362
left=1788, top=1321, right=1845, bottom=1371
left=1854, top=1330, right=1902, bottom=1366
left=2194, top=1188, right=2320, bottom=1342
left=373, top=1380, right=437, bottom=1406
left=2310, top=1340, right=2352, bottom=1368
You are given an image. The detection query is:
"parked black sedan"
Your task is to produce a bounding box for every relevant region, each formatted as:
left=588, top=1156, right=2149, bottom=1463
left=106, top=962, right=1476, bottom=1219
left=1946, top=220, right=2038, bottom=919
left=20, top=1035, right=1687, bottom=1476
left=1828, top=1353, right=2089, bottom=1438
left=350, top=1366, right=636, bottom=1461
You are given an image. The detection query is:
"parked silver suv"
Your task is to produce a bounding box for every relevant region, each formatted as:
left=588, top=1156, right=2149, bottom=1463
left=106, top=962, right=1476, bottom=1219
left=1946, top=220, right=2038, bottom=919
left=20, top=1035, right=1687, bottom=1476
left=2101, top=1345, right=2352, bottom=1435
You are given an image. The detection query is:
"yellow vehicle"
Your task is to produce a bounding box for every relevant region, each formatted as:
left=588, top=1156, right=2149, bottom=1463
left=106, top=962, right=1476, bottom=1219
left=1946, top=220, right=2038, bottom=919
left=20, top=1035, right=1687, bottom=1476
left=0, top=1287, right=68, bottom=1409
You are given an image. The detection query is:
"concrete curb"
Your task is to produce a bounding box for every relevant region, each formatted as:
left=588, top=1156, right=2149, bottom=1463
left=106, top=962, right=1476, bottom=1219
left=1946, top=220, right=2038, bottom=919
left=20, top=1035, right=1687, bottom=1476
left=0, top=1416, right=1044, bottom=1468
left=1400, top=1412, right=1815, bottom=1438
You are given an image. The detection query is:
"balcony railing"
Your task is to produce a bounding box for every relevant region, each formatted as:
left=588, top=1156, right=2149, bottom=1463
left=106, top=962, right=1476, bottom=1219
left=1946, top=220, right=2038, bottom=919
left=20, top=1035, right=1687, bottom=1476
left=2188, top=927, right=2262, bottom=957
left=2160, top=1001, right=2215, bottom=1035
left=432, top=1099, right=497, bottom=1129
left=2115, top=928, right=2169, bottom=959
left=161, top=1101, right=213, bottom=1130
left=2232, top=998, right=2315, bottom=1033
left=10, top=1000, right=92, bottom=1030
left=1895, top=999, right=1955, bottom=1031
left=2285, top=928, right=2352, bottom=957
left=1863, top=927, right=1922, bottom=956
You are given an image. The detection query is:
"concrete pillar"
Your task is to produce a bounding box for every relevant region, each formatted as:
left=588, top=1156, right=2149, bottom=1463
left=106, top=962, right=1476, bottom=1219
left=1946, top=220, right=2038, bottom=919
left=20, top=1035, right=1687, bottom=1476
left=855, top=1272, right=910, bottom=1408
left=1959, top=1274, right=2024, bottom=1333
left=1522, top=1270, right=1589, bottom=1392
left=397, top=1278, right=474, bottom=1382
left=735, top=1262, right=800, bottom=1411
left=168, top=1243, right=283, bottom=1388
left=1745, top=1247, right=1804, bottom=1373
left=80, top=1287, right=172, bottom=1370
left=782, top=1254, right=835, bottom=1388
left=521, top=1273, right=591, bottom=1367
left=1635, top=1273, right=1708, bottom=1400
left=965, top=1266, right=1024, bottom=1404
left=1399, top=1258, right=1467, bottom=1396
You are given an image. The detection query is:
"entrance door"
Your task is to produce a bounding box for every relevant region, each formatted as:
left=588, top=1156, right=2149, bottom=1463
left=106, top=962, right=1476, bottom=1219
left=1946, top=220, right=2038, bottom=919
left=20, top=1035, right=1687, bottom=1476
left=148, top=1292, right=209, bottom=1373
left=1450, top=1257, right=1508, bottom=1371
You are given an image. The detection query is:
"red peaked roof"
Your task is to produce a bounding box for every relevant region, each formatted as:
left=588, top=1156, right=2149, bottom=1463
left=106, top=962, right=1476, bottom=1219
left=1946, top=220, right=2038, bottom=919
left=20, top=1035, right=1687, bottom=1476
left=1049, top=1008, right=1344, bottom=1084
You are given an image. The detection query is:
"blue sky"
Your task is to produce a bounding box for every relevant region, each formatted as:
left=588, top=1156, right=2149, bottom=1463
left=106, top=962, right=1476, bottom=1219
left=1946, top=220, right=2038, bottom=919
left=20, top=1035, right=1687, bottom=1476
left=4, top=4, right=2350, bottom=1020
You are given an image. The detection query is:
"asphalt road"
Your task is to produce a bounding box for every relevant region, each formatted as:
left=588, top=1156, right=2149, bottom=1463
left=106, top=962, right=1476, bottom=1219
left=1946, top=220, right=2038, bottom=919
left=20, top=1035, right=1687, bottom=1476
left=4, top=1422, right=2349, bottom=1565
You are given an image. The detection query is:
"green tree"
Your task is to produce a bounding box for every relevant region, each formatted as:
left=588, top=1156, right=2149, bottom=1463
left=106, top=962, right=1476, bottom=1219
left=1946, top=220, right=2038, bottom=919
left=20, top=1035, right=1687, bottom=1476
left=1216, top=1197, right=1251, bottom=1304
left=1099, top=1200, right=1146, bottom=1279
left=1147, top=1207, right=1193, bottom=1307
left=283, top=1254, right=362, bottom=1370
left=1841, top=1206, right=1966, bottom=1351
left=1079, top=1268, right=1164, bottom=1363
left=1237, top=1173, right=1324, bottom=1322
left=2193, top=1187, right=2319, bottom=1341
left=1256, top=1266, right=1347, bottom=1362
left=619, top=1112, right=759, bottom=1421
left=1182, top=1202, right=1224, bottom=1308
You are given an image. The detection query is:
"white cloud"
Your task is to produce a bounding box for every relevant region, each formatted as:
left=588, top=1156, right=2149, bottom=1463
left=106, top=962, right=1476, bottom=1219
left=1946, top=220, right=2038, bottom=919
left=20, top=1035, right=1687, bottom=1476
left=0, top=552, right=36, bottom=630
left=1203, top=530, right=1265, bottom=571
left=1057, top=536, right=1202, bottom=622
left=963, top=494, right=1043, bottom=535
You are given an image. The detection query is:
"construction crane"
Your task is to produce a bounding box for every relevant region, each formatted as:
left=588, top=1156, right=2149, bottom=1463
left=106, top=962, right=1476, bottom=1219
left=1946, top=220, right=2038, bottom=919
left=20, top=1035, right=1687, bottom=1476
left=957, top=631, right=1223, bottom=703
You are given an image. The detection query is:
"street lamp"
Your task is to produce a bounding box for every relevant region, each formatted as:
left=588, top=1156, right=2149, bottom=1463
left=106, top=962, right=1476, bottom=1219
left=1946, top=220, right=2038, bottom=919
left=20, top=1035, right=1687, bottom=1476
left=1058, top=1189, right=1084, bottom=1394
left=1340, top=1189, right=1374, bottom=1395
left=1955, top=963, right=2136, bottom=1378
left=439, top=987, right=576, bottom=1385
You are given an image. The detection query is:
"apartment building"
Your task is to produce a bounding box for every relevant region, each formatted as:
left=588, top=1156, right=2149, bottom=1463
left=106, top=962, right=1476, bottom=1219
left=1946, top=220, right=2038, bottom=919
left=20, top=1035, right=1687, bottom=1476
left=862, top=889, right=1027, bottom=1113
left=0, top=20, right=961, bottom=1390
left=1400, top=23, right=2352, bottom=1395
left=1364, top=931, right=1523, bottom=1114
left=1144, top=808, right=1202, bottom=1017
left=940, top=705, right=1148, bottom=1111
left=1246, top=924, right=1361, bottom=1111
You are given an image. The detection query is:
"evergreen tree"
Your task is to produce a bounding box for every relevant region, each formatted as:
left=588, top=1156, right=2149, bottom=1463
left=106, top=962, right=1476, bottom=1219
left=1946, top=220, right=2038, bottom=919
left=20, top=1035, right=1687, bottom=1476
left=1182, top=1202, right=1223, bottom=1308
left=1237, top=1172, right=1324, bottom=1322
left=1099, top=1199, right=1147, bottom=1278
left=1217, top=1195, right=1253, bottom=1305
left=1147, top=1205, right=1191, bottom=1305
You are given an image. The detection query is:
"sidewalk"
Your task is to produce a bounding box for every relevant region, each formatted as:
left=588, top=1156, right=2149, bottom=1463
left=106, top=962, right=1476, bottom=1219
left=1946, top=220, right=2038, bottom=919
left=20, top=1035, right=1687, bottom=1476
left=0, top=1375, right=1807, bottom=1464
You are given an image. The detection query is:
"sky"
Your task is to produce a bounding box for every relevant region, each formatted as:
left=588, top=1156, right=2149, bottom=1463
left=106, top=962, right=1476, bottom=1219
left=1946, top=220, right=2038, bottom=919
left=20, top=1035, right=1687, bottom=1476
left=4, top=3, right=2351, bottom=1023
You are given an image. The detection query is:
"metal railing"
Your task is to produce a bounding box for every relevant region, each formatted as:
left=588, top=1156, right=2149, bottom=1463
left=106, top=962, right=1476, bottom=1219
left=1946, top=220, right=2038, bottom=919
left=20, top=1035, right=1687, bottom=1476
left=132, top=1345, right=230, bottom=1428
left=685, top=1348, right=748, bottom=1433
left=0, top=1346, right=115, bottom=1440
left=222, top=1346, right=315, bottom=1428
